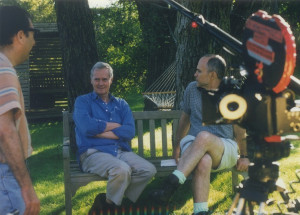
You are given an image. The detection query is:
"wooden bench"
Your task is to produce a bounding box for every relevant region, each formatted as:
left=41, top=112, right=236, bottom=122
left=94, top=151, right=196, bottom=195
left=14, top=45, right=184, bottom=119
left=63, top=110, right=246, bottom=215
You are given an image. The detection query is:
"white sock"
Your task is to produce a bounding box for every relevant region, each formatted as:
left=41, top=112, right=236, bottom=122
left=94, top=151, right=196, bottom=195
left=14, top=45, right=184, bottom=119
left=194, top=202, right=208, bottom=214
left=172, top=170, right=186, bottom=184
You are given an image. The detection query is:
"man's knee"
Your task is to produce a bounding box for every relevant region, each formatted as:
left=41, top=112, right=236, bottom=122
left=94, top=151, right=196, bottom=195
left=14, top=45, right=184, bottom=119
left=194, top=131, right=213, bottom=147
left=110, top=163, right=131, bottom=179
left=148, top=163, right=157, bottom=178
left=137, top=162, right=157, bottom=179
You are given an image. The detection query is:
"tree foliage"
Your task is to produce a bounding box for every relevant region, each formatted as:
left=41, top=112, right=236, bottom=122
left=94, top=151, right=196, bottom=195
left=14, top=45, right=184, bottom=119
left=135, top=0, right=177, bottom=109
left=135, top=0, right=177, bottom=88
left=92, top=1, right=147, bottom=98
left=278, top=0, right=300, bottom=50
left=0, top=0, right=56, bottom=22
left=3, top=0, right=299, bottom=108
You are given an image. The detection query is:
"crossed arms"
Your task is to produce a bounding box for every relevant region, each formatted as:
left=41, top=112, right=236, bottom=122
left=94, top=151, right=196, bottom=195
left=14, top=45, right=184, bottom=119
left=73, top=95, right=135, bottom=141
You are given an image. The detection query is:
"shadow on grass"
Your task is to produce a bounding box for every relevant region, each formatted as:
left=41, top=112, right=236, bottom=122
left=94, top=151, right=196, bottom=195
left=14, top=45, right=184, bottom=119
left=27, top=145, right=63, bottom=184
left=209, top=192, right=234, bottom=213
left=136, top=172, right=232, bottom=214
left=39, top=191, right=65, bottom=215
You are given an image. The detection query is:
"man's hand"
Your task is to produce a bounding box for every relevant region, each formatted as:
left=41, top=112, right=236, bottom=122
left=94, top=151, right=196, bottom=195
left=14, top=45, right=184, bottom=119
left=22, top=186, right=40, bottom=215
left=172, top=112, right=189, bottom=164
left=105, top=122, right=121, bottom=132
left=95, top=131, right=119, bottom=139
left=236, top=157, right=250, bottom=172
left=172, top=145, right=181, bottom=164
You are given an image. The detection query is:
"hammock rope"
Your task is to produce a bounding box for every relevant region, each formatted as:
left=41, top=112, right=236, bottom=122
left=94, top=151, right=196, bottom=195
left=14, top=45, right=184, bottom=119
left=143, top=61, right=176, bottom=109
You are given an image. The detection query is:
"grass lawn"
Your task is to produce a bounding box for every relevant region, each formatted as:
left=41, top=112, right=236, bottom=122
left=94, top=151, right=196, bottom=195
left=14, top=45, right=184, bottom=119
left=122, top=91, right=145, bottom=111
left=26, top=93, right=300, bottom=214
left=27, top=120, right=300, bottom=215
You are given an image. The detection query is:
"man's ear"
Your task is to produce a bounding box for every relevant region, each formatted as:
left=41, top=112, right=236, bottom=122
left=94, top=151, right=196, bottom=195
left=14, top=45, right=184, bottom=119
left=209, top=71, right=216, bottom=79
left=15, top=30, right=26, bottom=45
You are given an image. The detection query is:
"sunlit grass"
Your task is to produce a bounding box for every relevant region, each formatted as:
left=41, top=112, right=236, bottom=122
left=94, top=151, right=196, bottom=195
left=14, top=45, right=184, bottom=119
left=27, top=121, right=300, bottom=215
left=124, top=91, right=144, bottom=111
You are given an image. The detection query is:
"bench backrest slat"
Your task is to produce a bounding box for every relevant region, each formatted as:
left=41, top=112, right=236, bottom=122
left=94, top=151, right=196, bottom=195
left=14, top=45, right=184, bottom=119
left=149, top=119, right=156, bottom=157
left=172, top=118, right=179, bottom=144
left=137, top=119, right=144, bottom=156
left=161, top=119, right=168, bottom=157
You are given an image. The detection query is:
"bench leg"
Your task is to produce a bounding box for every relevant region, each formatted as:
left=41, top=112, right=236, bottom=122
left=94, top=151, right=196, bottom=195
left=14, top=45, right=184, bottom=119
left=65, top=184, right=72, bottom=215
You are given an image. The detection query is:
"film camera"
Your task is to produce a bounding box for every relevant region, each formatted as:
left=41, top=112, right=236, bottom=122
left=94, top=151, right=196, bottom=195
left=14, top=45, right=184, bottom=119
left=163, top=0, right=300, bottom=214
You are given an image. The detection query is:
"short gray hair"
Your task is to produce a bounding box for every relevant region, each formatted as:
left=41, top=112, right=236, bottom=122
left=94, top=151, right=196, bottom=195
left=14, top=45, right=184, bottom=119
left=90, top=62, right=113, bottom=79
left=204, top=54, right=226, bottom=80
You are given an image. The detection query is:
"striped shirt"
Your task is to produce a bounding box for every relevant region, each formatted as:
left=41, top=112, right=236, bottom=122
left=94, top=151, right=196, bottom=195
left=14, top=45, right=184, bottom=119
left=0, top=52, right=32, bottom=162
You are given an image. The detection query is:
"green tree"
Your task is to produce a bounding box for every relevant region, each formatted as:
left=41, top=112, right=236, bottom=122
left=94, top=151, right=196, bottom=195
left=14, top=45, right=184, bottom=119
left=92, top=1, right=147, bottom=98
left=173, top=0, right=233, bottom=109
left=54, top=0, right=98, bottom=110
left=279, top=0, right=300, bottom=42
left=279, top=0, right=300, bottom=75
left=0, top=0, right=56, bottom=22
left=135, top=0, right=177, bottom=88
left=135, top=0, right=177, bottom=109
left=230, top=0, right=279, bottom=40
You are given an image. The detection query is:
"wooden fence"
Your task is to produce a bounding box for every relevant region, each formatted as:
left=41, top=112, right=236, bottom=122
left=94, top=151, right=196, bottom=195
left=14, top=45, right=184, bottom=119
left=15, top=23, right=67, bottom=115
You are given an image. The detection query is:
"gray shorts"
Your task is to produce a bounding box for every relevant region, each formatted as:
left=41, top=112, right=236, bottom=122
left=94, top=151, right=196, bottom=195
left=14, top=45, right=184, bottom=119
left=180, top=134, right=238, bottom=172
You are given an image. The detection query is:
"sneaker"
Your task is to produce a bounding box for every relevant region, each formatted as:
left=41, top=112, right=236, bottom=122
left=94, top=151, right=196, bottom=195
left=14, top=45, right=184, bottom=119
left=88, top=193, right=107, bottom=215
left=149, top=174, right=180, bottom=204
left=88, top=193, right=116, bottom=215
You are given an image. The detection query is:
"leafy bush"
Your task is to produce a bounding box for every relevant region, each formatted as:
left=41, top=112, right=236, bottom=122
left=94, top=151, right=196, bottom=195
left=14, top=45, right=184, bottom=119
left=92, top=1, right=147, bottom=97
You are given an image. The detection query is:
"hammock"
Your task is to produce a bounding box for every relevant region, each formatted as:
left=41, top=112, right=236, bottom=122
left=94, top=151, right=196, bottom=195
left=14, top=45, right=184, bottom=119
left=143, top=61, right=176, bottom=110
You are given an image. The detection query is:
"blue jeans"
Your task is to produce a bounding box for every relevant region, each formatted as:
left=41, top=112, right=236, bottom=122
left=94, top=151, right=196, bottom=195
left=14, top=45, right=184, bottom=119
left=0, top=163, right=25, bottom=215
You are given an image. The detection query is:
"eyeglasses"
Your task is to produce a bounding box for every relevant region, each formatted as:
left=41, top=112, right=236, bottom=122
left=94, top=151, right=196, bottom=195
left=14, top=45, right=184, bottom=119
left=27, top=28, right=40, bottom=39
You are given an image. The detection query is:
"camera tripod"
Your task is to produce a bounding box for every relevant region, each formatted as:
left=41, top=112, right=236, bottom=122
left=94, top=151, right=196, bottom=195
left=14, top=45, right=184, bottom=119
left=227, top=137, right=300, bottom=215
left=227, top=162, right=280, bottom=215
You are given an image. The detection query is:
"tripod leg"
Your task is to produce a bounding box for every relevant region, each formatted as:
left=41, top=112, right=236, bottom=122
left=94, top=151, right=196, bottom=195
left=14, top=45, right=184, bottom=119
left=248, top=201, right=254, bottom=215
left=236, top=198, right=246, bottom=215
left=257, top=202, right=265, bottom=215
left=228, top=193, right=240, bottom=215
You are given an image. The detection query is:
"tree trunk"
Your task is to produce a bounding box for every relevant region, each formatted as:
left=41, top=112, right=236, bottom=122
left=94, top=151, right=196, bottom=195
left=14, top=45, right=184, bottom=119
left=135, top=0, right=177, bottom=110
left=54, top=0, right=98, bottom=111
left=174, top=0, right=233, bottom=109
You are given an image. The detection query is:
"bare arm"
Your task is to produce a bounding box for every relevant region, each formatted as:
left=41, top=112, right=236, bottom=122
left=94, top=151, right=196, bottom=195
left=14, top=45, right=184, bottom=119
left=95, top=131, right=119, bottom=139
left=233, top=124, right=250, bottom=171
left=104, top=122, right=121, bottom=132
left=173, top=111, right=190, bottom=163
left=0, top=110, right=40, bottom=215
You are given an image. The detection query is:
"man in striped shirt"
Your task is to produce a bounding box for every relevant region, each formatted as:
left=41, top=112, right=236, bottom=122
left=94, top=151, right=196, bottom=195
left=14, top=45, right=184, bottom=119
left=0, top=6, right=40, bottom=215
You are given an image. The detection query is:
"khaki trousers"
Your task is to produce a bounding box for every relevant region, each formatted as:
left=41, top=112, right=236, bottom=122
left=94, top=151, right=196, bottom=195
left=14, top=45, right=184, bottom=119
left=81, top=149, right=157, bottom=205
